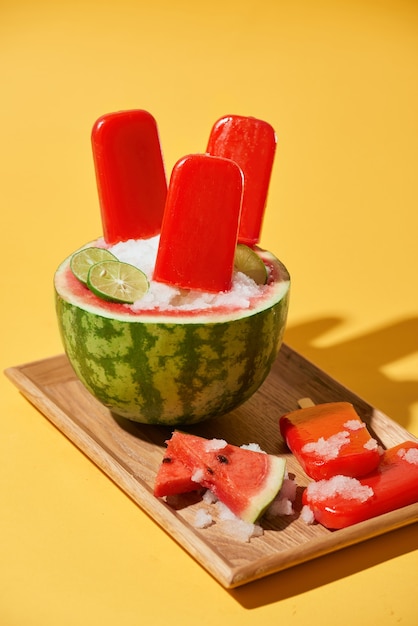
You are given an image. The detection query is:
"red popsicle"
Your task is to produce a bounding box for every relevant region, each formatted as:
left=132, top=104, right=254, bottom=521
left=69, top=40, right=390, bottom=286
left=91, top=110, right=167, bottom=244
left=279, top=401, right=382, bottom=480
left=302, top=441, right=418, bottom=529
left=153, top=154, right=243, bottom=293
left=206, top=115, right=277, bottom=246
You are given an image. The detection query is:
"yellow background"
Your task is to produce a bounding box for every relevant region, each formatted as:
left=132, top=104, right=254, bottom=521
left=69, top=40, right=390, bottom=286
left=1, top=0, right=417, bottom=624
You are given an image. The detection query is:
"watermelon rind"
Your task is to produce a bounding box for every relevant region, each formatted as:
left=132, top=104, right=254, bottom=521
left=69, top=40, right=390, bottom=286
left=54, top=241, right=290, bottom=425
left=239, top=455, right=286, bottom=522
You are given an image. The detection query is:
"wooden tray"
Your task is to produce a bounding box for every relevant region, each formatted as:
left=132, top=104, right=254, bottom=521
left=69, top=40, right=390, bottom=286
left=5, top=344, right=418, bottom=588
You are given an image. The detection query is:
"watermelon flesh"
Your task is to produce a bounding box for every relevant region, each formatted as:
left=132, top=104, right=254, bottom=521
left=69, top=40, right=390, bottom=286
left=154, top=431, right=287, bottom=523
left=154, top=439, right=201, bottom=497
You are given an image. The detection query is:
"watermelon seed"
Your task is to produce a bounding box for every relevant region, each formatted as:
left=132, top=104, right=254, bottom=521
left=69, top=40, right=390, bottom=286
left=216, top=454, right=229, bottom=464
left=162, top=457, right=172, bottom=464
left=206, top=467, right=214, bottom=475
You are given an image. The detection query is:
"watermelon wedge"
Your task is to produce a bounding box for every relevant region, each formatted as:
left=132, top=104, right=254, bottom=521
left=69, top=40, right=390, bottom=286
left=155, top=431, right=287, bottom=523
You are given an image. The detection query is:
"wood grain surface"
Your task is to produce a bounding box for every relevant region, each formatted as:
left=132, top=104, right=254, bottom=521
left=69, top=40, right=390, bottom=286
left=5, top=344, right=418, bottom=588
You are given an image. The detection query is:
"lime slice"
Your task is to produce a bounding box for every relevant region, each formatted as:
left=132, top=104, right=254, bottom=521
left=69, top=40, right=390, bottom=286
left=70, top=247, right=118, bottom=284
left=87, top=260, right=149, bottom=304
left=234, top=244, right=268, bottom=285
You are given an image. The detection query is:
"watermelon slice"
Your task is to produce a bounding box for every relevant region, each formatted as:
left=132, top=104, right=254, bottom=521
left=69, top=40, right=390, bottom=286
left=155, top=431, right=287, bottom=523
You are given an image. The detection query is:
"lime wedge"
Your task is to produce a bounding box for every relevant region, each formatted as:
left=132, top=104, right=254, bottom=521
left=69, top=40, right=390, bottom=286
left=87, top=260, right=149, bottom=304
left=70, top=247, right=118, bottom=284
left=234, top=244, right=268, bottom=285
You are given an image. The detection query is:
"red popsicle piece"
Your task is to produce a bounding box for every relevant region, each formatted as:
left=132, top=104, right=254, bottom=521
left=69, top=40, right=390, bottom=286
left=153, top=154, right=243, bottom=293
left=91, top=110, right=167, bottom=244
left=302, top=441, right=418, bottom=529
left=279, top=402, right=382, bottom=480
left=206, top=115, right=277, bottom=246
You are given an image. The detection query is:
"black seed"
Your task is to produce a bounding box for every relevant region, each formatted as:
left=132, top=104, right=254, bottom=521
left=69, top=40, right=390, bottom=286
left=206, top=466, right=214, bottom=475
left=162, top=457, right=172, bottom=463
left=216, top=454, right=229, bottom=464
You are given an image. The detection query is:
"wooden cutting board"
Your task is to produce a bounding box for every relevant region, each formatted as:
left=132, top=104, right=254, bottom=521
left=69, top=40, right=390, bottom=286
left=5, top=344, right=418, bottom=588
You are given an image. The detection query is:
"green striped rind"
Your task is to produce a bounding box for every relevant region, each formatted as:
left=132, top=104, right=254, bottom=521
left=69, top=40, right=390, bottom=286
left=55, top=249, right=290, bottom=425
left=241, top=455, right=287, bottom=522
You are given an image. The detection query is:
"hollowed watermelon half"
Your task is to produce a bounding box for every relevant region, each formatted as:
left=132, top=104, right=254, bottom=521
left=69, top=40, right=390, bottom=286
left=54, top=242, right=290, bottom=425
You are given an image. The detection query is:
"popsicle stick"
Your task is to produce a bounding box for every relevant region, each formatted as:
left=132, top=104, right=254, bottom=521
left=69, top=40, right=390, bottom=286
left=153, top=154, right=243, bottom=293
left=91, top=110, right=167, bottom=244
left=206, top=115, right=277, bottom=246
left=298, top=397, right=315, bottom=408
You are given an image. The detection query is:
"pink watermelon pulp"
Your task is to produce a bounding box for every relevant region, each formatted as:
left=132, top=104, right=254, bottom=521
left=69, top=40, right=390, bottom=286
left=154, top=431, right=287, bottom=523
left=154, top=453, right=199, bottom=498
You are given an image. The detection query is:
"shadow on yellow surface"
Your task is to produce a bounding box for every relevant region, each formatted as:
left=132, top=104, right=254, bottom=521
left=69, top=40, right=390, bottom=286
left=284, top=316, right=418, bottom=431
left=231, top=522, right=417, bottom=609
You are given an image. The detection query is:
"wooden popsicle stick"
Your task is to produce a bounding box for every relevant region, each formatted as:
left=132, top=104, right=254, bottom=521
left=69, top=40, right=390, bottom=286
left=91, top=110, right=167, bottom=244
left=206, top=115, right=277, bottom=246
left=153, top=154, right=243, bottom=293
left=298, top=397, right=315, bottom=408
